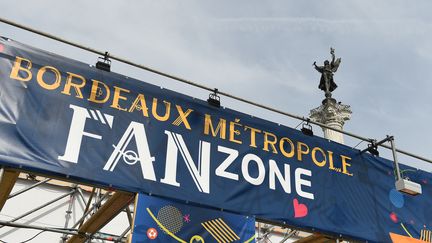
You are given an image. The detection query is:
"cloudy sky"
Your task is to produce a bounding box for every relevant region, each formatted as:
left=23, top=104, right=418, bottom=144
left=1, top=0, right=431, bottom=170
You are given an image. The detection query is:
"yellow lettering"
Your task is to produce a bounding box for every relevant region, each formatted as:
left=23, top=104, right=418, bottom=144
left=10, top=56, right=32, bottom=82
left=297, top=142, right=309, bottom=161
left=341, top=155, right=353, bottom=176
left=263, top=131, right=278, bottom=154
left=88, top=79, right=110, bottom=104
left=61, top=72, right=86, bottom=98
left=152, top=98, right=171, bottom=121
left=204, top=114, right=226, bottom=139
left=244, top=126, right=261, bottom=148
left=229, top=119, right=242, bottom=144
left=128, top=94, right=149, bottom=117
left=279, top=137, right=295, bottom=158
left=36, top=66, right=61, bottom=90
left=311, top=147, right=326, bottom=167
left=110, top=86, right=130, bottom=111
left=172, top=105, right=193, bottom=130
left=328, top=151, right=336, bottom=170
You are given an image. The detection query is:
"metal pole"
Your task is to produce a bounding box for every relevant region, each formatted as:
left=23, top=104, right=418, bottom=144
left=61, top=188, right=77, bottom=242
left=78, top=187, right=95, bottom=228
left=95, top=188, right=101, bottom=210
left=76, top=187, right=88, bottom=205
left=280, top=229, right=297, bottom=243
left=0, top=220, right=122, bottom=241
left=115, top=226, right=131, bottom=243
left=0, top=189, right=75, bottom=229
left=71, top=192, right=110, bottom=229
left=390, top=137, right=402, bottom=180
left=258, top=222, right=261, bottom=240
left=0, top=16, right=431, bottom=165
left=8, top=178, right=51, bottom=199
left=0, top=219, right=79, bottom=235
left=360, top=136, right=393, bottom=154
left=125, top=206, right=133, bottom=228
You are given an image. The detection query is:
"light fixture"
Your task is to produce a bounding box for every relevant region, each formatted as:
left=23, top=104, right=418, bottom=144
left=365, top=141, right=379, bottom=156
left=360, top=137, right=389, bottom=156
left=207, top=88, right=220, bottom=108
left=96, top=52, right=111, bottom=72
left=361, top=136, right=422, bottom=196
left=395, top=178, right=422, bottom=196
left=301, top=120, right=313, bottom=136
left=389, top=137, right=422, bottom=196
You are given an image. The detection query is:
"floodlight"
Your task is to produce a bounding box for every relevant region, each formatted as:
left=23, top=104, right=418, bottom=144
left=395, top=178, right=422, bottom=196
left=389, top=137, right=422, bottom=196
left=301, top=123, right=313, bottom=136
left=366, top=143, right=379, bottom=156
left=96, top=52, right=111, bottom=72
left=207, top=89, right=220, bottom=108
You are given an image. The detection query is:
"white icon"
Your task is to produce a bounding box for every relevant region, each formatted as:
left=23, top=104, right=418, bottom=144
left=112, top=145, right=140, bottom=165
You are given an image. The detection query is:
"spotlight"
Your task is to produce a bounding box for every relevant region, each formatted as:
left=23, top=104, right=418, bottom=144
left=366, top=143, right=379, bottom=156
left=395, top=178, right=422, bottom=196
left=301, top=122, right=313, bottom=136
left=360, top=139, right=383, bottom=156
left=207, top=89, right=220, bottom=108
left=96, top=52, right=111, bottom=72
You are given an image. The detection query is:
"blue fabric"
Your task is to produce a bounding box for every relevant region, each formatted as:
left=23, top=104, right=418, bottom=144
left=132, top=194, right=255, bottom=243
left=0, top=36, right=430, bottom=242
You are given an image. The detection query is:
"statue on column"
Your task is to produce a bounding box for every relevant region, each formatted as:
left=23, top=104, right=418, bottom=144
left=313, top=47, right=341, bottom=98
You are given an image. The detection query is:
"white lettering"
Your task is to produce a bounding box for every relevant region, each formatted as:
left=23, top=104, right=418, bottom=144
left=295, top=168, right=314, bottom=200
left=241, top=154, right=265, bottom=185
left=269, top=159, right=291, bottom=193
left=103, top=122, right=156, bottom=181
left=160, top=131, right=211, bottom=193
left=215, top=146, right=239, bottom=180
left=58, top=105, right=112, bottom=163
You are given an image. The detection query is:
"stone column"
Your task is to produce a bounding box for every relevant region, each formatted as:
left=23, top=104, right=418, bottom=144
left=309, top=98, right=352, bottom=144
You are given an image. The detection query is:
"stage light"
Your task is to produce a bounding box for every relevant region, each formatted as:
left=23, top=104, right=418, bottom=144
left=366, top=143, right=379, bottom=156
left=207, top=89, right=220, bottom=108
left=301, top=122, right=313, bottom=136
left=96, top=52, right=111, bottom=72
left=360, top=140, right=380, bottom=156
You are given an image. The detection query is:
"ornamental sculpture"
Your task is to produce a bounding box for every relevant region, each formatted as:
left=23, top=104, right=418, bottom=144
left=313, top=47, right=341, bottom=98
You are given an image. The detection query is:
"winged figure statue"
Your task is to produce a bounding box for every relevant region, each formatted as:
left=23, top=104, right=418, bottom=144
left=313, top=47, right=341, bottom=98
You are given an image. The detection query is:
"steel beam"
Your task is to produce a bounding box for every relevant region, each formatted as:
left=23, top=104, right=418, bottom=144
left=0, top=168, right=19, bottom=211
left=8, top=178, right=51, bottom=199
left=66, top=191, right=134, bottom=243
left=0, top=220, right=122, bottom=241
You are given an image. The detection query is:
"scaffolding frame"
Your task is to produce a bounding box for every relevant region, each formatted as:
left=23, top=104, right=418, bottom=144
left=0, top=170, right=134, bottom=243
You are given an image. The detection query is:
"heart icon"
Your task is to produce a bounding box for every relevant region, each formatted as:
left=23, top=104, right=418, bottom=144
left=293, top=198, right=308, bottom=218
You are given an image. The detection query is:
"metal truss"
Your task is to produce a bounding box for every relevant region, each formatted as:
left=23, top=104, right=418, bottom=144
left=0, top=169, right=134, bottom=243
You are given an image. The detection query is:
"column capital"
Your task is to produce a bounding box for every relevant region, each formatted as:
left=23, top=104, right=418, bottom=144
left=309, top=98, right=352, bottom=144
left=309, top=98, right=352, bottom=126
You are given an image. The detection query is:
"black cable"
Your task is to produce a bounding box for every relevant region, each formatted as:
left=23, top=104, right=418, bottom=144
left=0, top=230, right=45, bottom=243
left=294, top=121, right=304, bottom=129
left=0, top=18, right=430, bottom=165
left=19, top=230, right=46, bottom=243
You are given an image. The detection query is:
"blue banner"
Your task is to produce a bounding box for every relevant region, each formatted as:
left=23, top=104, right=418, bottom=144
left=131, top=194, right=255, bottom=242
left=0, top=36, right=430, bottom=242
